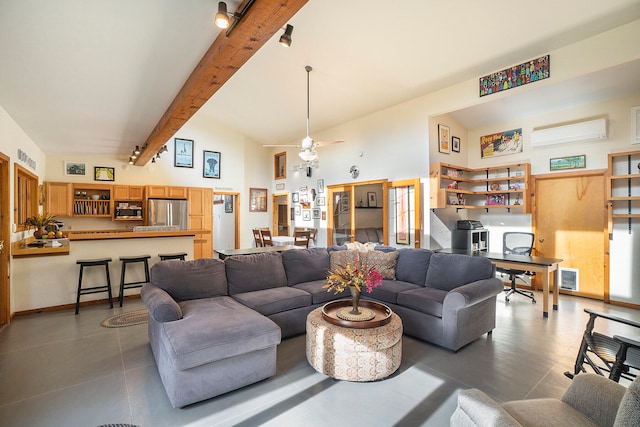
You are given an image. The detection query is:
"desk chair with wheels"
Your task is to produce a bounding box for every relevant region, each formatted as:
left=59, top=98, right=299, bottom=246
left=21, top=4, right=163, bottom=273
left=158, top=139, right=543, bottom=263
left=497, top=232, right=536, bottom=303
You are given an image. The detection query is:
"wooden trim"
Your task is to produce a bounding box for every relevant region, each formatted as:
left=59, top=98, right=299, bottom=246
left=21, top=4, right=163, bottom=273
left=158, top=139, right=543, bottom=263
left=13, top=163, right=38, bottom=232
left=533, top=168, right=607, bottom=180
left=213, top=191, right=241, bottom=249
left=135, top=0, right=308, bottom=165
left=0, top=151, right=10, bottom=325
left=13, top=295, right=141, bottom=317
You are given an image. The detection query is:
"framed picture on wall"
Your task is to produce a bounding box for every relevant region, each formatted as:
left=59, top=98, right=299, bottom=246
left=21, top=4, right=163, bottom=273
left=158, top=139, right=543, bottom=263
left=203, top=150, right=220, bottom=178
left=224, top=195, right=233, bottom=213
left=64, top=161, right=86, bottom=176
left=367, top=192, right=377, bottom=207
left=438, top=124, right=450, bottom=153
left=452, top=136, right=461, bottom=152
left=249, top=188, right=267, bottom=212
left=174, top=138, right=194, bottom=168
left=94, top=166, right=115, bottom=181
left=312, top=208, right=321, bottom=219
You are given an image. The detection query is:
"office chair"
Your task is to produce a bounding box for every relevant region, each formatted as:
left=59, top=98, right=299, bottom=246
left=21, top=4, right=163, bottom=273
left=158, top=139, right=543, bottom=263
left=497, top=232, right=536, bottom=303
left=565, top=309, right=640, bottom=383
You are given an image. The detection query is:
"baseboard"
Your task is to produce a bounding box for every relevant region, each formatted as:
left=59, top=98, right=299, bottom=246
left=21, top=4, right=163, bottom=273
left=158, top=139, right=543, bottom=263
left=12, top=295, right=141, bottom=317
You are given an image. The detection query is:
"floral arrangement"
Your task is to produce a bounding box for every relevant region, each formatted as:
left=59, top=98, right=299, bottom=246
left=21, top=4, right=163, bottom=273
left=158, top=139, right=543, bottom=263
left=324, top=256, right=384, bottom=295
left=24, top=212, right=56, bottom=229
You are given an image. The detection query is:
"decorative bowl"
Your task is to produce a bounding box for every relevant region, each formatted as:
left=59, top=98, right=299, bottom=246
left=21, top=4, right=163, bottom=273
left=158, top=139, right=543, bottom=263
left=91, top=194, right=100, bottom=200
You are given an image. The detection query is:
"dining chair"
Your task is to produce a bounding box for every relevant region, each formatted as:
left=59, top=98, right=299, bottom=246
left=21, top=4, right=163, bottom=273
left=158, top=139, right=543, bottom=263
left=252, top=228, right=264, bottom=247
left=294, top=227, right=317, bottom=245
left=294, top=230, right=311, bottom=248
left=260, top=229, right=273, bottom=246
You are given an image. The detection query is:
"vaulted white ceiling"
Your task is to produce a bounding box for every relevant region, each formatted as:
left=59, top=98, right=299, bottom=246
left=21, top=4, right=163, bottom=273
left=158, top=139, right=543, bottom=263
left=0, top=0, right=639, bottom=160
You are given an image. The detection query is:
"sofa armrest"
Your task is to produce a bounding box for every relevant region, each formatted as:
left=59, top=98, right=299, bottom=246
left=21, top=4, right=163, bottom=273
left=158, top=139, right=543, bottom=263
left=443, top=278, right=504, bottom=311
left=450, top=389, right=521, bottom=426
left=561, top=373, right=626, bottom=426
left=140, top=284, right=183, bottom=323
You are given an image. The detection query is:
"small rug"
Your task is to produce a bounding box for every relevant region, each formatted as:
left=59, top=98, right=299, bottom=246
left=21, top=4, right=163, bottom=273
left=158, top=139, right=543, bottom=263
left=101, top=309, right=148, bottom=328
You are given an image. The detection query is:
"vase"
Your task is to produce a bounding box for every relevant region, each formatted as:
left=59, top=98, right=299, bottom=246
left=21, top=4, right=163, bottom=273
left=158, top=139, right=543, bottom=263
left=349, top=285, right=361, bottom=315
left=33, top=226, right=46, bottom=239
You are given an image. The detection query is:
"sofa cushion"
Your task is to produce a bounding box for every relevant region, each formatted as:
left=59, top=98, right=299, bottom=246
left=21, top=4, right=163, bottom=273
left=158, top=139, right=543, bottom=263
left=396, top=287, right=448, bottom=317
left=426, top=253, right=494, bottom=291
left=232, top=287, right=312, bottom=316
left=293, top=279, right=350, bottom=304
left=362, top=250, right=399, bottom=280
left=355, top=229, right=369, bottom=243
left=281, top=247, right=331, bottom=286
left=367, top=279, right=421, bottom=304
left=161, top=296, right=281, bottom=371
left=615, top=373, right=640, bottom=426
left=395, top=249, right=433, bottom=286
left=150, top=258, right=227, bottom=301
left=226, top=252, right=288, bottom=295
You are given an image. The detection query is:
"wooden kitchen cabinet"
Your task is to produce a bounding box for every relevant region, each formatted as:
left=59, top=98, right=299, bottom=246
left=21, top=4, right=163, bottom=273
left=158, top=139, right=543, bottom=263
left=113, top=185, right=144, bottom=200
left=145, top=185, right=187, bottom=199
left=188, top=187, right=213, bottom=259
left=44, top=182, right=72, bottom=217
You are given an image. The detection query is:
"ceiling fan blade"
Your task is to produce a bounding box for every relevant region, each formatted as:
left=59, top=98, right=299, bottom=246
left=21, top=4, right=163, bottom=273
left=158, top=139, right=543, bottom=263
left=315, top=139, right=344, bottom=146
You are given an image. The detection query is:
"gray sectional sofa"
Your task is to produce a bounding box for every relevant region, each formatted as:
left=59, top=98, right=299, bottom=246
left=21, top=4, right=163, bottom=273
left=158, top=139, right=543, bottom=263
left=141, top=246, right=503, bottom=407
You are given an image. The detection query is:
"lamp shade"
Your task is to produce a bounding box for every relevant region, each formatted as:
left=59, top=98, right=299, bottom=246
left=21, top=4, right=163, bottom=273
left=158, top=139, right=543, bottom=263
left=215, top=2, right=230, bottom=28
left=279, top=24, right=293, bottom=47
left=299, top=149, right=318, bottom=162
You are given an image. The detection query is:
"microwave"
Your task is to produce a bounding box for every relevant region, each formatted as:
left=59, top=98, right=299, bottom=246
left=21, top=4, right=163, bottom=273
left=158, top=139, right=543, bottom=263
left=115, top=207, right=142, bottom=219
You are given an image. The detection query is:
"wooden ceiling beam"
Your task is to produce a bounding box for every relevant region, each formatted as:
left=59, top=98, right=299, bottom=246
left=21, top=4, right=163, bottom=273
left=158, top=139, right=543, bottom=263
left=135, top=0, right=308, bottom=165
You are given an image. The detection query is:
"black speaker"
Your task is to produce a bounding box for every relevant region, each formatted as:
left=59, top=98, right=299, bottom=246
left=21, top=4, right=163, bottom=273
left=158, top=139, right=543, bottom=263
left=306, top=166, right=312, bottom=177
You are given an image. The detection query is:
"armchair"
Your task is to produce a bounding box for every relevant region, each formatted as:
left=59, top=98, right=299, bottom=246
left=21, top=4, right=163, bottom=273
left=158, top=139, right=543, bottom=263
left=451, top=373, right=639, bottom=426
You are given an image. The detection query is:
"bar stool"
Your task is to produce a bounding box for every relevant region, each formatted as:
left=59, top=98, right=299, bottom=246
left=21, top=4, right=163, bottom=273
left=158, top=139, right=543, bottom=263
left=158, top=252, right=187, bottom=261
left=119, top=255, right=151, bottom=307
left=75, top=258, right=113, bottom=315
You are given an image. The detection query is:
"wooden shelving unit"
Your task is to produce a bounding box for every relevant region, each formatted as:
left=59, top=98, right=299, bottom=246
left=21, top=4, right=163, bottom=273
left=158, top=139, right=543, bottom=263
left=607, top=150, right=640, bottom=230
left=430, top=162, right=531, bottom=213
left=72, top=184, right=112, bottom=217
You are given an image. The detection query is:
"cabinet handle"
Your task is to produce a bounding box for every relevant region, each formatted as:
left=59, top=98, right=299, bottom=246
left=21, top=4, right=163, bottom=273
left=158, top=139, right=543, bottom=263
left=538, top=237, right=544, bottom=243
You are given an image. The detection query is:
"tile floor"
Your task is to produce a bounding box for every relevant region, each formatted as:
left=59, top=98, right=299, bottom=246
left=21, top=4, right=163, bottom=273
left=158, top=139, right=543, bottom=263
left=0, top=293, right=639, bottom=427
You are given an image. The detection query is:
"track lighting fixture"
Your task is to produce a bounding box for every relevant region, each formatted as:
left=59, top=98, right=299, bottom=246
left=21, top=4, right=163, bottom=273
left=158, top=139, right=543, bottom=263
left=128, top=157, right=134, bottom=165
left=160, top=145, right=168, bottom=154
left=134, top=145, right=141, bottom=155
left=214, top=2, right=230, bottom=29
left=279, top=24, right=293, bottom=47
left=130, top=151, right=137, bottom=160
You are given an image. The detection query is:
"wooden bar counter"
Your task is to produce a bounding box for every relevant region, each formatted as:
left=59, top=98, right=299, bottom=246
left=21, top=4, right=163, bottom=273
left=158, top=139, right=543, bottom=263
left=11, top=230, right=200, bottom=313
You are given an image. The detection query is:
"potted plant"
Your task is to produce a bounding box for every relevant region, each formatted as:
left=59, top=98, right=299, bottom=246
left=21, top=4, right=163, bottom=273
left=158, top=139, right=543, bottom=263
left=24, top=212, right=56, bottom=239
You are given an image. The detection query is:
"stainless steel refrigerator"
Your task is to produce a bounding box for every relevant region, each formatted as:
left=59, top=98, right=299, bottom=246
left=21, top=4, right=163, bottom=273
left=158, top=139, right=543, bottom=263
left=147, top=198, right=189, bottom=229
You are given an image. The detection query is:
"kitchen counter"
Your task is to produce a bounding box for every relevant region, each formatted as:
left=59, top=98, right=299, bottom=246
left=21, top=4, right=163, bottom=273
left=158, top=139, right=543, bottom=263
left=69, top=229, right=204, bottom=241
left=11, top=238, right=70, bottom=258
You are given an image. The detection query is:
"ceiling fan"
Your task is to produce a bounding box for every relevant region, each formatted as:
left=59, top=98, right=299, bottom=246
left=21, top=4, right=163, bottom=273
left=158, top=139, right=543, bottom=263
left=264, top=65, right=344, bottom=163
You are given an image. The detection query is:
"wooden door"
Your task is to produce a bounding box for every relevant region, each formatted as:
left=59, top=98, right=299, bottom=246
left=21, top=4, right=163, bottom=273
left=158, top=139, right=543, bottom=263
left=0, top=152, right=9, bottom=324
left=327, top=185, right=354, bottom=246
left=533, top=170, right=608, bottom=300
left=188, top=187, right=213, bottom=258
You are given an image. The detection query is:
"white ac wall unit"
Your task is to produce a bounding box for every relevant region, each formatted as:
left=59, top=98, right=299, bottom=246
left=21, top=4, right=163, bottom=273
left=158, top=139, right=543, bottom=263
left=531, top=118, right=607, bottom=148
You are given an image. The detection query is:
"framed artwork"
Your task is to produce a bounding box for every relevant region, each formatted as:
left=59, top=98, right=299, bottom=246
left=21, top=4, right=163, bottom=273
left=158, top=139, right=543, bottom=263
left=316, top=196, right=325, bottom=206
left=317, top=179, right=325, bottom=193
left=295, top=205, right=301, bottom=216
left=224, top=195, right=233, bottom=213
left=290, top=207, right=295, bottom=220
left=174, top=138, right=194, bottom=168
left=94, top=166, right=115, bottom=181
left=550, top=155, right=586, bottom=171
left=64, top=161, right=86, bottom=176
left=321, top=211, right=326, bottom=221
left=292, top=192, right=299, bottom=203
left=367, top=192, right=377, bottom=207
left=480, top=54, right=550, bottom=97
left=276, top=183, right=285, bottom=191
left=480, top=128, right=523, bottom=158
left=302, top=210, right=311, bottom=221
left=203, top=150, right=220, bottom=178
left=249, top=188, right=267, bottom=212
left=312, top=208, right=321, bottom=219
left=452, top=136, right=461, bottom=153
left=438, top=124, right=450, bottom=153
left=486, top=194, right=506, bottom=206
left=395, top=186, right=409, bottom=244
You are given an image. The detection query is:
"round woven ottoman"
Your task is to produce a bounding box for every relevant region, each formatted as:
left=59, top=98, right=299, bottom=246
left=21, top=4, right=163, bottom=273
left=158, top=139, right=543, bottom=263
left=305, top=306, right=402, bottom=381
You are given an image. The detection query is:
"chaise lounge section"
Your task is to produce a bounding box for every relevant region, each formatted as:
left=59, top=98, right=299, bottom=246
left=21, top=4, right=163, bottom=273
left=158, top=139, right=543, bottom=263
left=141, top=247, right=503, bottom=407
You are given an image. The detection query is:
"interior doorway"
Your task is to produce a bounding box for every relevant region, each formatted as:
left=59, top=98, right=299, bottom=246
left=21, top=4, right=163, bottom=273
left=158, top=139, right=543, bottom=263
left=272, top=192, right=290, bottom=236
left=533, top=170, right=607, bottom=300
left=0, top=152, right=10, bottom=325
left=213, top=191, right=240, bottom=251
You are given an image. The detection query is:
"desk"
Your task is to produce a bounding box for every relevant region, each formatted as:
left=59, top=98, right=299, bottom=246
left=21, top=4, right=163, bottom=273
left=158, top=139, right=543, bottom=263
left=215, top=245, right=297, bottom=260
left=437, top=249, right=563, bottom=318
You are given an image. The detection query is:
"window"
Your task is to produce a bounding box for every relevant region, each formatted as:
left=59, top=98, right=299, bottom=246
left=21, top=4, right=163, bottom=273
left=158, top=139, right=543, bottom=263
left=274, top=152, right=286, bottom=180
left=14, top=164, right=38, bottom=231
